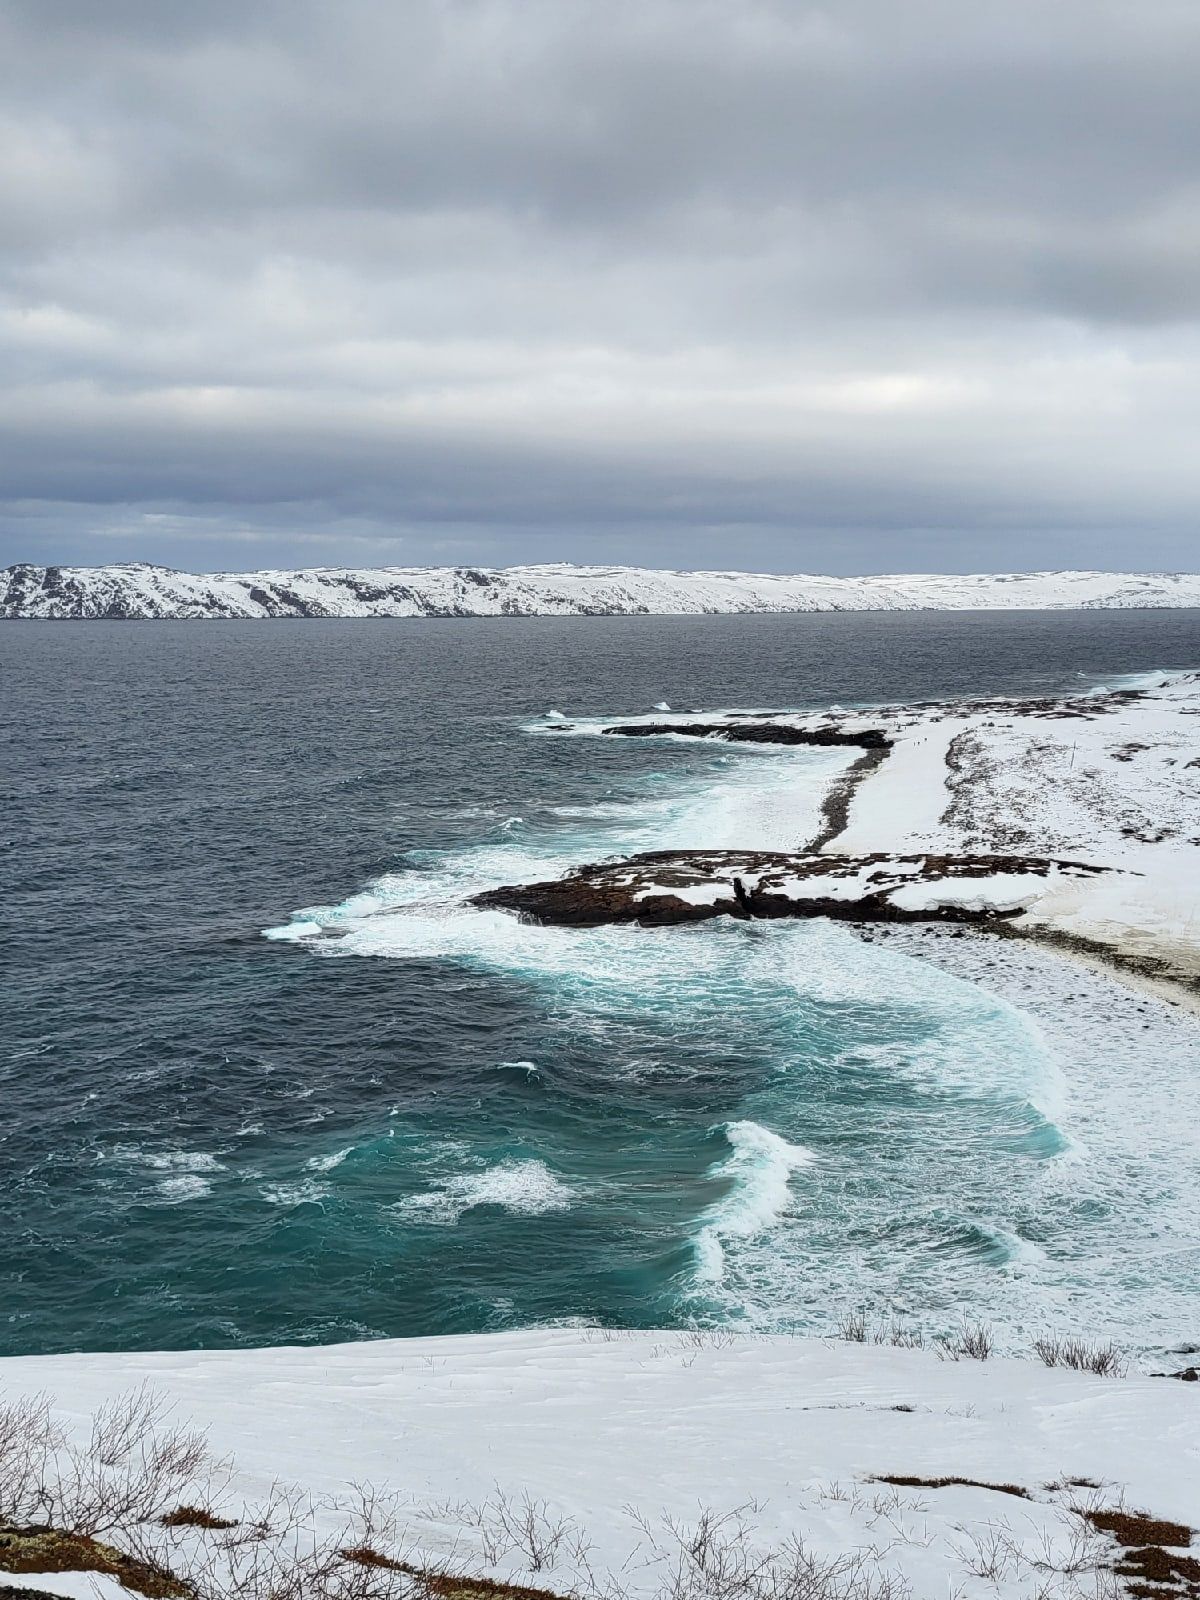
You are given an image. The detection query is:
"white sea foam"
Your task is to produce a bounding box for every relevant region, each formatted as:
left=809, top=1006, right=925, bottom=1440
left=694, top=1122, right=815, bottom=1285
left=155, top=1174, right=213, bottom=1203
left=306, top=1146, right=355, bottom=1173
left=774, top=923, right=1070, bottom=1135
left=283, top=832, right=1071, bottom=1173
left=394, top=1159, right=576, bottom=1226
left=286, top=741, right=855, bottom=966
left=496, top=1060, right=542, bottom=1079
left=266, top=718, right=862, bottom=962
left=263, top=918, right=324, bottom=942
left=651, top=745, right=852, bottom=853
left=261, top=1180, right=331, bottom=1207
left=990, top=1227, right=1049, bottom=1268
left=123, top=1148, right=224, bottom=1174
left=1103, top=665, right=1192, bottom=691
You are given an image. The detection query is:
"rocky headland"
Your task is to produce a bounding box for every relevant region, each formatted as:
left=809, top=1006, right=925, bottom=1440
left=472, top=850, right=1110, bottom=928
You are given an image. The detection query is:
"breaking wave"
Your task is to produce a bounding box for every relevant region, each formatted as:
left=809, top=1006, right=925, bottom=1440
left=693, top=1121, right=815, bottom=1286
left=307, top=1146, right=355, bottom=1173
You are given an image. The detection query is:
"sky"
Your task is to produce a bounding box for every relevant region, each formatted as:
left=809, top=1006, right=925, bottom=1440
left=2, top=0, right=1199, bottom=576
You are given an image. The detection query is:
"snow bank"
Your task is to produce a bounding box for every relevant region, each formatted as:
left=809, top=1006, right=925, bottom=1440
left=1, top=1329, right=1196, bottom=1600
left=823, top=675, right=1200, bottom=982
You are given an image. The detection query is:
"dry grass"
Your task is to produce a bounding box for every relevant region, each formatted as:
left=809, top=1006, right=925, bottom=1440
left=832, top=1317, right=1132, bottom=1379
left=341, top=1546, right=409, bottom=1572
left=835, top=1316, right=996, bottom=1359
left=1097, top=1513, right=1200, bottom=1600
left=0, top=1384, right=212, bottom=1538
left=934, top=1322, right=993, bottom=1362
left=1032, top=1337, right=1126, bottom=1378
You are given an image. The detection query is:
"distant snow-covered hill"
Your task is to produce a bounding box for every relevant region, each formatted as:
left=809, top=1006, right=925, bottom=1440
left=3, top=560, right=1200, bottom=619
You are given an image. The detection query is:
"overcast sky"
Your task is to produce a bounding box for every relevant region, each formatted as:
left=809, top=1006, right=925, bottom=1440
left=2, top=0, right=1199, bottom=574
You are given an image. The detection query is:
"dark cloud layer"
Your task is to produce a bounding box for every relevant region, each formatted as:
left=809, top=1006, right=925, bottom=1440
left=2, top=0, right=1198, bottom=571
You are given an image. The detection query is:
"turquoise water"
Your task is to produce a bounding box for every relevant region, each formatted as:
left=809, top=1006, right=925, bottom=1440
left=265, top=735, right=1076, bottom=1336
left=4, top=611, right=1199, bottom=1355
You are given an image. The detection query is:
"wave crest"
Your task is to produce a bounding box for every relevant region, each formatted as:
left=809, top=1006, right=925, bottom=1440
left=694, top=1121, right=815, bottom=1285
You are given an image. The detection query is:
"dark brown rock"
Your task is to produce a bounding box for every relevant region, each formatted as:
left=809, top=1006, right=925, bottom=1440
left=600, top=722, right=892, bottom=748
left=470, top=849, right=1110, bottom=929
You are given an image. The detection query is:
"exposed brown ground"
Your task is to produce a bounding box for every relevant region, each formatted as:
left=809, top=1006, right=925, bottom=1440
left=341, top=1548, right=565, bottom=1600
left=873, top=1474, right=1031, bottom=1499
left=0, top=1526, right=187, bottom=1599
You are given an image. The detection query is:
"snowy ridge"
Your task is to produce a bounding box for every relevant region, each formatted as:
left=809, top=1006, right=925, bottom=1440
left=4, top=560, right=1200, bottom=619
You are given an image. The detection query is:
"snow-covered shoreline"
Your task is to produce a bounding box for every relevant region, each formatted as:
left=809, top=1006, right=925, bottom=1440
left=563, top=673, right=1200, bottom=995
left=4, top=561, right=1200, bottom=619
left=828, top=674, right=1200, bottom=994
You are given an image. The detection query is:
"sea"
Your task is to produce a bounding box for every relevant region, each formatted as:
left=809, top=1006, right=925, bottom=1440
left=3, top=609, right=1199, bottom=1359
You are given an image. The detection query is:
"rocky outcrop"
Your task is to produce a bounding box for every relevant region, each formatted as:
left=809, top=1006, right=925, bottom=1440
left=470, top=850, right=1111, bottom=929
left=598, top=723, right=892, bottom=748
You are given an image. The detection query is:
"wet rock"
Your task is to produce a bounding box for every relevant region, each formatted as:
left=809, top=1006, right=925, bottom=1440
left=470, top=849, right=1110, bottom=929
left=601, top=722, right=891, bottom=748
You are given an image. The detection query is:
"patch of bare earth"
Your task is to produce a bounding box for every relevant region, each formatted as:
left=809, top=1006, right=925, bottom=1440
left=159, top=1505, right=239, bottom=1530
left=0, top=1524, right=188, bottom=1598
left=1080, top=1509, right=1200, bottom=1600
left=872, top=1474, right=1030, bottom=1499
left=340, top=1548, right=565, bottom=1600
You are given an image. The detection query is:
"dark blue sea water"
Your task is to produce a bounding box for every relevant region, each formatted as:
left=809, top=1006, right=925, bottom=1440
left=3, top=611, right=1199, bottom=1356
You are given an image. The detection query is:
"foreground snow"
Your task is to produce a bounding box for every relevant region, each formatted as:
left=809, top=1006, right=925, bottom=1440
left=1, top=1329, right=1196, bottom=1600
left=4, top=561, right=1200, bottom=619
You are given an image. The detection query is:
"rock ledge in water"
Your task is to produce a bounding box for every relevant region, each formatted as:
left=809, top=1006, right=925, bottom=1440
left=599, top=722, right=892, bottom=748
left=471, top=850, right=1111, bottom=928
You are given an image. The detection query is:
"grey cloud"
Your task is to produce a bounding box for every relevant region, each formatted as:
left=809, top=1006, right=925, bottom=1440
left=1, top=0, right=1199, bottom=571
